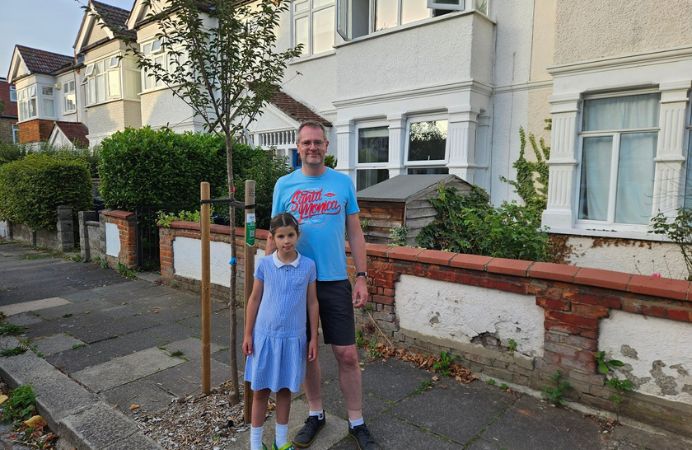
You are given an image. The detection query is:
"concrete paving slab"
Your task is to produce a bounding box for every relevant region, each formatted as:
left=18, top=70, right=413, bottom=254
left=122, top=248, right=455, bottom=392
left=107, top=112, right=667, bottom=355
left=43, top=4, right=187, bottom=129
left=361, top=357, right=434, bottom=402
left=321, top=377, right=393, bottom=421
left=72, top=347, right=185, bottom=393
left=480, top=395, right=601, bottom=450
left=160, top=337, right=223, bottom=360
left=0, top=297, right=71, bottom=316
left=46, top=323, right=195, bottom=373
left=390, top=380, right=515, bottom=445
left=102, top=431, right=163, bottom=450
left=34, top=333, right=85, bottom=356
left=232, top=396, right=348, bottom=450
left=102, top=379, right=176, bottom=416
left=144, top=358, right=232, bottom=398
left=6, top=311, right=43, bottom=326
left=58, top=401, right=152, bottom=450
left=53, top=312, right=161, bottom=344
left=33, top=298, right=114, bottom=320
left=603, top=423, right=692, bottom=449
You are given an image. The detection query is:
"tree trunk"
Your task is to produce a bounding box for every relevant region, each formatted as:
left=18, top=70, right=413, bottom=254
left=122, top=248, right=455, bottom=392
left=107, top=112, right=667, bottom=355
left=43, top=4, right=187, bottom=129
left=226, top=133, right=240, bottom=405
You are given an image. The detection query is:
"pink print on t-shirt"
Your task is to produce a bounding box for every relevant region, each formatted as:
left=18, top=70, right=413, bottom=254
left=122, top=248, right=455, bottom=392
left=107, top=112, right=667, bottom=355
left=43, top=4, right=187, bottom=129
left=289, top=188, right=342, bottom=222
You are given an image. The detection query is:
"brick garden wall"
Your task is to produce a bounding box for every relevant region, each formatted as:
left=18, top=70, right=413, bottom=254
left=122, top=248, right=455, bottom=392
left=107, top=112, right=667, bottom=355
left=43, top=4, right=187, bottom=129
left=349, top=245, right=692, bottom=437
left=101, top=210, right=137, bottom=269
left=156, top=221, right=692, bottom=437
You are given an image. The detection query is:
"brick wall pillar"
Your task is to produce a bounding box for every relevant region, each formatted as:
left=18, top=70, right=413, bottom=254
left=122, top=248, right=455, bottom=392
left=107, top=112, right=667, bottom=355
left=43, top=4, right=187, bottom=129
left=78, top=211, right=98, bottom=261
left=159, top=227, right=174, bottom=281
left=56, top=206, right=74, bottom=251
left=102, top=210, right=138, bottom=269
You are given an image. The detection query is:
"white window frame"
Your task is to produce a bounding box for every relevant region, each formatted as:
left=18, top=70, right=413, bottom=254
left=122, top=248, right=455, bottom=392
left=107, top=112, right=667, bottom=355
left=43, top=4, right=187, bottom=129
left=9, top=85, right=16, bottom=102
left=85, top=54, right=123, bottom=105
left=41, top=86, right=55, bottom=118
left=140, top=40, right=169, bottom=92
left=575, top=89, right=660, bottom=231
left=17, top=85, right=37, bottom=122
left=356, top=121, right=390, bottom=190
left=63, top=80, right=76, bottom=114
left=11, top=124, right=19, bottom=144
left=373, top=0, right=432, bottom=32
left=684, top=100, right=692, bottom=209
left=404, top=114, right=450, bottom=171
left=427, top=0, right=465, bottom=10
left=292, top=0, right=335, bottom=56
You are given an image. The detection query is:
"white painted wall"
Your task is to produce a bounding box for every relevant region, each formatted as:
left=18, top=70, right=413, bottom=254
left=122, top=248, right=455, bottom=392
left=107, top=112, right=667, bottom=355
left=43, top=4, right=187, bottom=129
left=395, top=274, right=544, bottom=357
left=105, top=223, right=120, bottom=257
left=172, top=236, right=264, bottom=287
left=600, top=311, right=692, bottom=405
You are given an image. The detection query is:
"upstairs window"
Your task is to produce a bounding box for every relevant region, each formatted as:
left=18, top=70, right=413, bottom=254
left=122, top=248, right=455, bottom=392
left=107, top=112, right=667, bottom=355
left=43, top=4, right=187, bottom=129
left=17, top=85, right=37, bottom=121
left=375, top=0, right=429, bottom=31
left=85, top=56, right=122, bottom=105
left=42, top=86, right=55, bottom=117
left=141, top=40, right=167, bottom=91
left=9, top=85, right=16, bottom=102
left=63, top=80, right=76, bottom=113
left=293, top=0, right=335, bottom=56
left=578, top=92, right=660, bottom=225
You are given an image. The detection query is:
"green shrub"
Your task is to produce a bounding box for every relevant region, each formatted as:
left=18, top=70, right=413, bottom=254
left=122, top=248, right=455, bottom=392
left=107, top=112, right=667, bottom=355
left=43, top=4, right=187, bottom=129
left=0, top=153, right=92, bottom=230
left=416, top=185, right=550, bottom=261
left=0, top=143, right=27, bottom=167
left=2, top=385, right=36, bottom=423
left=99, top=127, right=227, bottom=214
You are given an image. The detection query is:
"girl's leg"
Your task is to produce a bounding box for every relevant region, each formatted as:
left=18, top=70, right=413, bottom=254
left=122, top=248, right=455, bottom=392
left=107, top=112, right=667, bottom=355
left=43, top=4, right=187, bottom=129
left=275, top=388, right=292, bottom=447
left=251, top=389, right=271, bottom=450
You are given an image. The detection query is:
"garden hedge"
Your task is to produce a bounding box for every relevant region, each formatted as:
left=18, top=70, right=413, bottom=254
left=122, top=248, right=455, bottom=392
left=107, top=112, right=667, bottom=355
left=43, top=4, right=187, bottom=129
left=0, top=153, right=92, bottom=230
left=98, top=127, right=289, bottom=229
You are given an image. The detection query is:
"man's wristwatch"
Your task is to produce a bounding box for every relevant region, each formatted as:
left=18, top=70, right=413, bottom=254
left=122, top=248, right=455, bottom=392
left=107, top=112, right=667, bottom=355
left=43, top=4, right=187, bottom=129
left=355, top=271, right=368, bottom=279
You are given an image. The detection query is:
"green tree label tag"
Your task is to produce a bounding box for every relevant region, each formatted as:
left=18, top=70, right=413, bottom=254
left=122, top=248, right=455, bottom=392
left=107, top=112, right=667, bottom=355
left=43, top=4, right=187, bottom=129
left=245, top=212, right=256, bottom=246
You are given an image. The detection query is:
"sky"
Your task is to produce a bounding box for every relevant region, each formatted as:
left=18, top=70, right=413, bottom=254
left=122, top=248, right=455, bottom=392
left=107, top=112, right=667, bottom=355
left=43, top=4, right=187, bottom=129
left=1, top=0, right=135, bottom=79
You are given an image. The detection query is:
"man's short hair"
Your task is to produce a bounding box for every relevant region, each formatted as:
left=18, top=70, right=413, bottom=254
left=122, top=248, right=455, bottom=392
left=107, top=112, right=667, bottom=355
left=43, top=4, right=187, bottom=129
left=296, top=121, right=327, bottom=144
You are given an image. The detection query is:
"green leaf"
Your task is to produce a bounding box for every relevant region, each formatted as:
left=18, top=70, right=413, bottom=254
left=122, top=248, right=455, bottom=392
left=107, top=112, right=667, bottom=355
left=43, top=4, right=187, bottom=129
left=597, top=361, right=610, bottom=375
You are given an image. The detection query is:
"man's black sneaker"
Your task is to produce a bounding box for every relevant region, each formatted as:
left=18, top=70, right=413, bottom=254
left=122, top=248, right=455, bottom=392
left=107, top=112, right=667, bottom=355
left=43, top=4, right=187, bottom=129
left=348, top=423, right=380, bottom=450
left=292, top=414, right=325, bottom=448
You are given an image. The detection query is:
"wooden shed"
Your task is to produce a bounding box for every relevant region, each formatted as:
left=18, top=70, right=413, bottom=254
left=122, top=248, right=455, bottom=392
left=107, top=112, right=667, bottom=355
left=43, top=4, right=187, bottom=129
left=357, top=174, right=472, bottom=245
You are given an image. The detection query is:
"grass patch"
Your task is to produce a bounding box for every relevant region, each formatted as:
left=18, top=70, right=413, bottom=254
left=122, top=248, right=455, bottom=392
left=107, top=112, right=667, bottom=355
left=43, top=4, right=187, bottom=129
left=413, top=379, right=433, bottom=395
left=0, top=346, right=27, bottom=357
left=170, top=350, right=185, bottom=358
left=22, top=252, right=51, bottom=260
left=71, top=343, right=86, bottom=350
left=0, top=323, right=26, bottom=336
left=1, top=385, right=36, bottom=424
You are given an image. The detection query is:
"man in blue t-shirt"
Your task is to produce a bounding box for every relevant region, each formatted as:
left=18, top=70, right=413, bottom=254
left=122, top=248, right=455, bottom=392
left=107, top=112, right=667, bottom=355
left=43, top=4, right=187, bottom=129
left=270, top=121, right=379, bottom=449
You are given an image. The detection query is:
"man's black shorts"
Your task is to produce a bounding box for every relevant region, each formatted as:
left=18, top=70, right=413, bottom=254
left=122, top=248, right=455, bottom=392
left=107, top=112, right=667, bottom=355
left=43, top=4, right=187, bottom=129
left=309, top=279, right=355, bottom=346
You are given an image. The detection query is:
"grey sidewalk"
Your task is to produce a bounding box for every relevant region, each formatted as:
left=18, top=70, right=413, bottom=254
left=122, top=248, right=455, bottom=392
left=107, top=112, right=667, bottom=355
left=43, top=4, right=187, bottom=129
left=0, top=241, right=690, bottom=449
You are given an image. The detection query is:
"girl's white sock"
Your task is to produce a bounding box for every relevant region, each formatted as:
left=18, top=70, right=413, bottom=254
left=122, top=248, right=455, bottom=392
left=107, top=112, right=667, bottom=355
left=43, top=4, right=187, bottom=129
left=250, top=425, right=264, bottom=450
left=275, top=422, right=289, bottom=448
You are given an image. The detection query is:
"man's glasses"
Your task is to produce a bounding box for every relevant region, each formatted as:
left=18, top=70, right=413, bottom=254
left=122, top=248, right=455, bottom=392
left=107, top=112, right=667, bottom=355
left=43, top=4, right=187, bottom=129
left=299, top=140, right=325, bottom=147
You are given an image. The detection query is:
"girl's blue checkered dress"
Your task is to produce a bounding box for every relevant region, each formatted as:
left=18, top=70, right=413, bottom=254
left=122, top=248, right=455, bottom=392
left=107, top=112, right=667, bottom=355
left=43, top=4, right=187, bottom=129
left=244, top=252, right=316, bottom=393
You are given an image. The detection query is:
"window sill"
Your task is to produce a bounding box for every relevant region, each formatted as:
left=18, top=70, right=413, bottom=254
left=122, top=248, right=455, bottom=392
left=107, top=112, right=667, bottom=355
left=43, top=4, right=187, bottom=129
left=63, top=110, right=77, bottom=116
left=288, top=49, right=336, bottom=66
left=547, top=224, right=671, bottom=243
left=85, top=98, right=124, bottom=108
left=334, top=10, right=493, bottom=50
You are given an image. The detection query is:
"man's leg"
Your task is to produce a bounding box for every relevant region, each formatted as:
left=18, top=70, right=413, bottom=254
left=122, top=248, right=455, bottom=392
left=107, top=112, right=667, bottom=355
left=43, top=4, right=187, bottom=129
left=332, top=344, right=362, bottom=419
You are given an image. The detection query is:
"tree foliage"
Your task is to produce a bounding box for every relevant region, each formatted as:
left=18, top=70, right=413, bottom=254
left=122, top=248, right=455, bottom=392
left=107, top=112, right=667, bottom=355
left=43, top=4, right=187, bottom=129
left=651, top=208, right=692, bottom=280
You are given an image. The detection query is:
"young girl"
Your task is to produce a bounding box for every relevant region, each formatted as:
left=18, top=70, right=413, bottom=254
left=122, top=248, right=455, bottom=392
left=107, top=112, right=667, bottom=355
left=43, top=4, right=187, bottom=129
left=243, top=213, right=319, bottom=450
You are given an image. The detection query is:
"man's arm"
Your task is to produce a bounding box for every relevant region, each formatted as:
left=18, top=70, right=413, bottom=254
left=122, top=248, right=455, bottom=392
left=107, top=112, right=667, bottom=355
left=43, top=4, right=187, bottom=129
left=346, top=213, right=368, bottom=308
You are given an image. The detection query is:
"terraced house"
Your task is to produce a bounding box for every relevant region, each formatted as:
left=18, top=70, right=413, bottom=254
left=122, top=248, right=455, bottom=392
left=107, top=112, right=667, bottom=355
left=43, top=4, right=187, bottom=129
left=5, top=0, right=692, bottom=277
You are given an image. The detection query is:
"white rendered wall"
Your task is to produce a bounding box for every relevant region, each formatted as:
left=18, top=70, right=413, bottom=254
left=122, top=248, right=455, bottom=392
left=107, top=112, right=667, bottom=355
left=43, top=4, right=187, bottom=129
left=562, top=236, right=688, bottom=280
left=600, top=311, right=692, bottom=405
left=172, top=236, right=264, bottom=287
left=395, top=274, right=544, bottom=357
left=105, top=223, right=120, bottom=257
left=0, top=221, right=9, bottom=239
left=140, top=89, right=204, bottom=132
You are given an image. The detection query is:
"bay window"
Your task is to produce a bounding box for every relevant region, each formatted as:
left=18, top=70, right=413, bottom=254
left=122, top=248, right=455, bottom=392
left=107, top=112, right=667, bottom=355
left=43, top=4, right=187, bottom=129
left=375, top=0, right=429, bottom=31
left=578, top=92, right=659, bottom=225
left=356, top=125, right=389, bottom=190
left=63, top=80, right=76, bottom=113
left=293, top=0, right=335, bottom=56
left=85, top=55, right=122, bottom=105
left=17, top=85, right=37, bottom=121
left=406, top=118, right=448, bottom=174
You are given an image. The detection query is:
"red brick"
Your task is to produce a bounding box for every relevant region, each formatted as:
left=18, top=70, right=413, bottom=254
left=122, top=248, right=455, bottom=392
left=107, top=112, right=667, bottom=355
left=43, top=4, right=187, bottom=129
left=417, top=249, right=454, bottom=265
left=667, top=308, right=692, bottom=322
left=104, top=210, right=135, bottom=220
left=627, top=275, right=690, bottom=301
left=528, top=262, right=579, bottom=283
left=372, top=295, right=394, bottom=305
left=571, top=293, right=622, bottom=309
left=449, top=254, right=493, bottom=271
left=579, top=330, right=598, bottom=340
left=427, top=268, right=459, bottom=283
left=486, top=258, right=533, bottom=277
left=546, top=311, right=599, bottom=330
left=537, top=297, right=570, bottom=311
left=485, top=278, right=529, bottom=294
left=383, top=288, right=395, bottom=296
left=574, top=268, right=631, bottom=291
left=571, top=304, right=610, bottom=319
left=366, top=244, right=389, bottom=257
left=386, top=246, right=423, bottom=262
left=639, top=304, right=669, bottom=319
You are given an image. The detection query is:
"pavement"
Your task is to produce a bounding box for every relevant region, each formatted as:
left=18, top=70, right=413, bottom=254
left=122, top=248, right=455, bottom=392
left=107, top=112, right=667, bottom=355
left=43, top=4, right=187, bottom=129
left=1, top=240, right=691, bottom=450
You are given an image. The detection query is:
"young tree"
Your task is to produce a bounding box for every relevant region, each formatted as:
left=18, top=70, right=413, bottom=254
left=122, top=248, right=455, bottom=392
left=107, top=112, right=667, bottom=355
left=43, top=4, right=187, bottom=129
left=88, top=0, right=300, bottom=403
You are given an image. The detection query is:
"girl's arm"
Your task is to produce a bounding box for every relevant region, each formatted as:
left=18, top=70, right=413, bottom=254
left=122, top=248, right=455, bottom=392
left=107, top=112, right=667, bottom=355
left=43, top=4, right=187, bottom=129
left=307, top=281, right=319, bottom=361
left=242, top=278, right=264, bottom=356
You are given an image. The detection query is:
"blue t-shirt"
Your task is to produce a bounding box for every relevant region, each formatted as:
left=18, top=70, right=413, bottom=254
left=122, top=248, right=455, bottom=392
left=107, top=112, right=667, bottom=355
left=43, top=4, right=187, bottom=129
left=272, top=168, right=359, bottom=281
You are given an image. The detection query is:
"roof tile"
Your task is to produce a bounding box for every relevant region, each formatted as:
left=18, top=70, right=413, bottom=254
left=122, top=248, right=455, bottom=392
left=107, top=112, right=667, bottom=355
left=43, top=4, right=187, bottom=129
left=270, top=91, right=331, bottom=127
left=16, top=45, right=73, bottom=75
